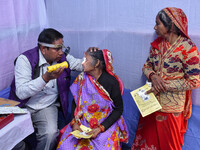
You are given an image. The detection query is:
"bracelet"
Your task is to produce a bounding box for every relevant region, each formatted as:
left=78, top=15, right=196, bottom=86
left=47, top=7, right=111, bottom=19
left=70, top=118, right=76, bottom=127
left=149, top=72, right=155, bottom=81
left=70, top=118, right=81, bottom=127
left=76, top=120, right=81, bottom=126
left=98, top=125, right=105, bottom=132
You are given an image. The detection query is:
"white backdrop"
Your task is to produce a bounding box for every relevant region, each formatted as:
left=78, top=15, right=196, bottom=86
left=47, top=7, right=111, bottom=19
left=0, top=0, right=199, bottom=105
left=45, top=0, right=200, bottom=105
left=0, top=0, right=47, bottom=91
left=0, top=1, right=199, bottom=148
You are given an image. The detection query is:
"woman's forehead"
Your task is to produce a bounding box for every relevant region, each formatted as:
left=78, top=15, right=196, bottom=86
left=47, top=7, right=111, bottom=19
left=84, top=52, right=88, bottom=56
left=84, top=52, right=92, bottom=59
left=156, top=15, right=160, bottom=21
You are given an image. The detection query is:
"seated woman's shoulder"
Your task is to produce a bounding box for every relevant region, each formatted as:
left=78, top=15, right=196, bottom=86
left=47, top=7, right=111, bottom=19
left=103, top=71, right=119, bottom=85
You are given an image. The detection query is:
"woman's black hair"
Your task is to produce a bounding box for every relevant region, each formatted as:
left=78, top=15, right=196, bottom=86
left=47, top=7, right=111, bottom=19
left=157, top=10, right=181, bottom=35
left=86, top=48, right=106, bottom=70
left=38, top=28, right=63, bottom=47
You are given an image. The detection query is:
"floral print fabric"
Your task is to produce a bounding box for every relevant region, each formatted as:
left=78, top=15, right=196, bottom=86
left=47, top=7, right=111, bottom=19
left=57, top=72, right=128, bottom=150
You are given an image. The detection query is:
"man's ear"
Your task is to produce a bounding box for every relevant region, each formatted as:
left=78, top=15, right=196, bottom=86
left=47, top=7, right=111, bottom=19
left=40, top=46, right=47, bottom=55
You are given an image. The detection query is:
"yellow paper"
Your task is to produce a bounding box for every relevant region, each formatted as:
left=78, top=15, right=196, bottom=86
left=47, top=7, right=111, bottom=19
left=70, top=125, right=93, bottom=139
left=130, top=84, right=162, bottom=117
left=47, top=61, right=68, bottom=72
left=80, top=124, right=92, bottom=132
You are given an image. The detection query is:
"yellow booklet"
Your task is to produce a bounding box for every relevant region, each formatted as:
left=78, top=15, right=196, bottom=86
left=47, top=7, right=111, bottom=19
left=70, top=125, right=93, bottom=139
left=130, top=83, right=162, bottom=117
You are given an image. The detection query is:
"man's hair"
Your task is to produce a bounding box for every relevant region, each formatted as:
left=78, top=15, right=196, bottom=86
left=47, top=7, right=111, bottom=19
left=158, top=10, right=181, bottom=35
left=38, top=28, right=63, bottom=45
left=86, top=48, right=106, bottom=70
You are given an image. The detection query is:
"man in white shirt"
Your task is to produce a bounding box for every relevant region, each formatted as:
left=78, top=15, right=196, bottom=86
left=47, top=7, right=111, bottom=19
left=10, top=28, right=84, bottom=150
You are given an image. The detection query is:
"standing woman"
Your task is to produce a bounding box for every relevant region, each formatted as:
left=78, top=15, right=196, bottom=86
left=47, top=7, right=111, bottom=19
left=132, top=7, right=200, bottom=150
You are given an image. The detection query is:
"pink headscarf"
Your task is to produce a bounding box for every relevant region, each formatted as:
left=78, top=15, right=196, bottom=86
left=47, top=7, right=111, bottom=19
left=102, top=49, right=124, bottom=95
left=163, top=7, right=189, bottom=38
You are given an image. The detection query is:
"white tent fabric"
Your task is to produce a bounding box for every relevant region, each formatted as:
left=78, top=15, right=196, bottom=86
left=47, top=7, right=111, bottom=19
left=0, top=0, right=47, bottom=91
left=0, top=0, right=199, bottom=105
left=45, top=0, right=200, bottom=105
left=0, top=0, right=200, bottom=149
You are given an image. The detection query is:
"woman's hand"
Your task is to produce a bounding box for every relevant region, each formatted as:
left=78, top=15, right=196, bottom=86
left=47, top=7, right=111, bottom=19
left=146, top=87, right=159, bottom=96
left=150, top=74, right=168, bottom=93
left=72, top=123, right=82, bottom=132
left=87, top=127, right=101, bottom=139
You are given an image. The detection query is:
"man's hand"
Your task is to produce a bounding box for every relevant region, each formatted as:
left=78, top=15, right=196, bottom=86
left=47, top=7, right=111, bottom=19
left=42, top=66, right=65, bottom=83
left=89, top=47, right=100, bottom=52
left=87, top=127, right=101, bottom=139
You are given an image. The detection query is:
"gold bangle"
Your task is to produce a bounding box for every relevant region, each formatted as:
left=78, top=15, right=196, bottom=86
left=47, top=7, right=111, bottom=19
left=70, top=118, right=76, bottom=127
left=76, top=120, right=81, bottom=126
left=98, top=125, right=105, bottom=132
left=149, top=72, right=155, bottom=81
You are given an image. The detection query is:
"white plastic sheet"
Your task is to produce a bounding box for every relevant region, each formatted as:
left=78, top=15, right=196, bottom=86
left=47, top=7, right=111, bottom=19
left=46, top=0, right=200, bottom=105
left=0, top=0, right=47, bottom=91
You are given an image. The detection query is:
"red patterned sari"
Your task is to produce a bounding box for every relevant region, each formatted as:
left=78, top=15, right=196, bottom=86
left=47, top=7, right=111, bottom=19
left=131, top=7, right=200, bottom=150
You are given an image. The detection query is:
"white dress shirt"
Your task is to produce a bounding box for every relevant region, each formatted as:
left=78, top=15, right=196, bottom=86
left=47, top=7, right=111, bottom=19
left=15, top=50, right=83, bottom=110
left=66, top=54, right=83, bottom=71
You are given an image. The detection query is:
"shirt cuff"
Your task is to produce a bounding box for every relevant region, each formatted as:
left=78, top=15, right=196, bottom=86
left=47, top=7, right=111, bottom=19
left=36, top=76, right=47, bottom=88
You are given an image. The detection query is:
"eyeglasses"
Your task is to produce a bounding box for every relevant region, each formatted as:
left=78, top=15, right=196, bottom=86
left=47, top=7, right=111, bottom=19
left=51, top=46, right=71, bottom=54
left=51, top=46, right=65, bottom=52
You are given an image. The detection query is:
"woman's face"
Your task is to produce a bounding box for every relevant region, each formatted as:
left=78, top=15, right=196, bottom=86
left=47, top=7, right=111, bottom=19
left=82, top=52, right=95, bottom=73
left=154, top=15, right=168, bottom=38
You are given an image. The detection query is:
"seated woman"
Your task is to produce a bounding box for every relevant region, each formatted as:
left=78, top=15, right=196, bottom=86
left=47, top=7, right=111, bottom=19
left=57, top=48, right=129, bottom=150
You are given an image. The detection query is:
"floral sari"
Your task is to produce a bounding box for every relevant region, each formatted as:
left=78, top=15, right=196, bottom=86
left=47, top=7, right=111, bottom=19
left=57, top=50, right=128, bottom=150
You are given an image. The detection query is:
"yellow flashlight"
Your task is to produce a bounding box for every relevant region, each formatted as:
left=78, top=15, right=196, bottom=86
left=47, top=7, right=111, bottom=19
left=47, top=61, right=68, bottom=72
